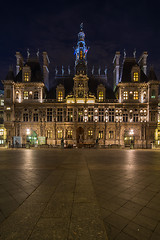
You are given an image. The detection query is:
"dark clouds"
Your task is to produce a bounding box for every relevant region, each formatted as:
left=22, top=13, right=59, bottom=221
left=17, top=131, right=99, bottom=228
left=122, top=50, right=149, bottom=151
left=0, top=0, right=160, bottom=88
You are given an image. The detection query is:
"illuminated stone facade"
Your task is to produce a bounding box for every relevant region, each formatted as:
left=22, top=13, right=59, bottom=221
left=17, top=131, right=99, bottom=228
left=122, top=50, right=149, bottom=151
left=2, top=25, right=160, bottom=148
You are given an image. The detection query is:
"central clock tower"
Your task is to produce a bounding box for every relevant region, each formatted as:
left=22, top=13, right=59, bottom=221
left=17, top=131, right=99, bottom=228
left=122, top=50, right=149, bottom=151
left=73, top=23, right=89, bottom=98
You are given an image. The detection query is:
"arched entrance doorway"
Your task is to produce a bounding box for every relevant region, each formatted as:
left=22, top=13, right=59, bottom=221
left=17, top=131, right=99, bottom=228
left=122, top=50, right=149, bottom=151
left=76, top=127, right=84, bottom=147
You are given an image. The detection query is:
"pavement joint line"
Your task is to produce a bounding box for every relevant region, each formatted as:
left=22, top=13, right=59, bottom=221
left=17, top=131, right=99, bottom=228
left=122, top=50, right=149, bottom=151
left=26, top=169, right=65, bottom=240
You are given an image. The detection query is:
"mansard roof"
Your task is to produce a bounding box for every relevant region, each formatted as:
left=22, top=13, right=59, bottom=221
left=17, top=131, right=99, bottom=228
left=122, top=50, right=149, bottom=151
left=46, top=74, right=115, bottom=100
left=121, top=58, right=148, bottom=83
left=148, top=66, right=157, bottom=80
left=5, top=69, right=15, bottom=81
left=15, top=59, right=43, bottom=83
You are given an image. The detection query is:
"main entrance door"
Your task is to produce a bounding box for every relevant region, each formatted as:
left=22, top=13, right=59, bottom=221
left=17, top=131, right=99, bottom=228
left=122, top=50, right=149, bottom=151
left=76, top=127, right=84, bottom=147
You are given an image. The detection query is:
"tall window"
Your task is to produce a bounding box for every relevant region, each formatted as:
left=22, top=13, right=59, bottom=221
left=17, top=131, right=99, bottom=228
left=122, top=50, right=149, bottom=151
left=109, top=109, right=114, bottom=122
left=58, top=91, right=63, bottom=102
left=98, top=92, right=104, bottom=101
left=67, top=108, right=73, bottom=122
left=78, top=108, right=83, bottom=122
left=23, top=91, right=28, bottom=99
left=80, top=51, right=83, bottom=59
left=47, top=130, right=52, bottom=139
left=67, top=130, right=72, bottom=139
left=33, top=113, right=38, bottom=122
left=99, top=108, right=104, bottom=122
left=123, top=91, right=128, bottom=100
left=57, top=130, right=62, bottom=139
left=23, top=113, right=28, bottom=122
left=133, top=91, right=138, bottom=100
left=57, top=108, right=63, bottom=122
left=98, top=131, right=103, bottom=139
left=133, top=72, right=138, bottom=82
left=88, top=108, right=94, bottom=122
left=133, top=114, right=138, bottom=122
left=47, top=108, right=52, bottom=122
left=34, top=91, right=39, bottom=99
left=88, top=130, right=93, bottom=138
left=123, top=113, right=128, bottom=122
left=6, top=113, right=11, bottom=121
left=151, top=89, right=156, bottom=99
left=24, top=72, right=29, bottom=82
left=6, top=89, right=10, bottom=98
left=109, top=131, right=114, bottom=139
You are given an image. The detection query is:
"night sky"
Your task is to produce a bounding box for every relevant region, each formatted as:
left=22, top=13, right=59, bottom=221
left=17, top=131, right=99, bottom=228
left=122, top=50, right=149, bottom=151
left=0, top=0, right=160, bottom=89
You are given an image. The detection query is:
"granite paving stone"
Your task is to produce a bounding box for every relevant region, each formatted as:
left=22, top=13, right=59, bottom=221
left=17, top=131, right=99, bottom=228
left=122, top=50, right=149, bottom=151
left=0, top=149, right=160, bottom=239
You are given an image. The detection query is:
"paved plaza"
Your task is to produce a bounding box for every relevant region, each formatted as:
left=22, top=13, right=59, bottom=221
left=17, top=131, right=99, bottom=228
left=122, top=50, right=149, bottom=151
left=0, top=149, right=160, bottom=240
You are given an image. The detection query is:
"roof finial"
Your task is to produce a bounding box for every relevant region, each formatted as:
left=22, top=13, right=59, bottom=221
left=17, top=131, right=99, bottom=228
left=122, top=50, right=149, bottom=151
left=133, top=48, right=136, bottom=58
left=36, top=49, right=39, bottom=58
left=124, top=49, right=126, bottom=58
left=80, top=22, right=83, bottom=31
left=27, top=48, right=30, bottom=58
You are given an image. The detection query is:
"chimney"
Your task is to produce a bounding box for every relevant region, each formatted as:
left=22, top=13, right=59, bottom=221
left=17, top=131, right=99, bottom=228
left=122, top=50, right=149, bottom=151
left=138, top=51, right=148, bottom=75
left=113, top=51, right=120, bottom=90
left=15, top=52, right=24, bottom=75
left=43, top=52, right=50, bottom=90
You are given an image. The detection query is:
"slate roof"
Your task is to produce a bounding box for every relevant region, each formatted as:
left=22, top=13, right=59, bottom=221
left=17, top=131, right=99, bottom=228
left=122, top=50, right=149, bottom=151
left=148, top=66, right=157, bottom=80
left=46, top=74, right=115, bottom=99
left=121, top=58, right=148, bottom=83
left=15, top=59, right=43, bottom=83
left=5, top=69, right=15, bottom=81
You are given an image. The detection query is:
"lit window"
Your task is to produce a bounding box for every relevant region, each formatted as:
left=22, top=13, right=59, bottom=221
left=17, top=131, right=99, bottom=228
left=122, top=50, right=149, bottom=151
left=98, top=91, right=104, bottom=101
left=24, top=72, right=29, bottom=82
left=58, top=91, right=63, bottom=102
left=0, top=129, right=4, bottom=136
left=57, top=130, right=62, bottom=139
left=80, top=51, right=83, bottom=59
left=123, top=91, right=128, bottom=100
left=47, top=130, right=52, bottom=139
left=67, top=130, right=72, bottom=139
left=133, top=91, right=138, bottom=100
left=1, top=100, right=4, bottom=106
left=23, top=91, right=28, bottom=99
left=98, top=131, right=103, bottom=139
left=88, top=130, right=93, bottom=137
left=133, top=72, right=138, bottom=82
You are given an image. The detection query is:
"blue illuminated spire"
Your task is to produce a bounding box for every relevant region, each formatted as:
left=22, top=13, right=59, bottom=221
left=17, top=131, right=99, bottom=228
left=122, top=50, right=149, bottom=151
left=74, top=23, right=89, bottom=74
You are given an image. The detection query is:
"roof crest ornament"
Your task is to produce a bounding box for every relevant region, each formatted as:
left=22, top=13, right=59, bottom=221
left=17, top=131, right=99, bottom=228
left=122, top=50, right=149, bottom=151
left=124, top=49, right=126, bottom=59
left=133, top=48, right=136, bottom=58
left=27, top=48, right=30, bottom=58
left=36, top=49, right=39, bottom=58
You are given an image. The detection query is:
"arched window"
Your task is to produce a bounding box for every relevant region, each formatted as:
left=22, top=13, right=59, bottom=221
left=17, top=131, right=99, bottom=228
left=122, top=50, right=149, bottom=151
left=98, top=91, right=104, bottom=101
left=58, top=91, right=63, bottom=102
left=34, top=91, right=39, bottom=99
left=151, top=89, right=155, bottom=99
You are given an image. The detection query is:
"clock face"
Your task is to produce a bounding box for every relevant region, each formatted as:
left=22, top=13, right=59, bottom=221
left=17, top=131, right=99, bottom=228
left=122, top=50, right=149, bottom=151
left=78, top=91, right=84, bottom=97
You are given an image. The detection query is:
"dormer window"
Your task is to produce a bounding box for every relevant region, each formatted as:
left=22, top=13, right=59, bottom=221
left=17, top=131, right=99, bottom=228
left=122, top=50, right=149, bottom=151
left=58, top=91, right=63, bottom=102
left=133, top=72, right=139, bottom=82
left=23, top=91, right=28, bottom=99
left=98, top=91, right=104, bottom=102
left=133, top=91, right=138, bottom=100
left=24, top=72, right=29, bottom=82
left=123, top=91, right=128, bottom=100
